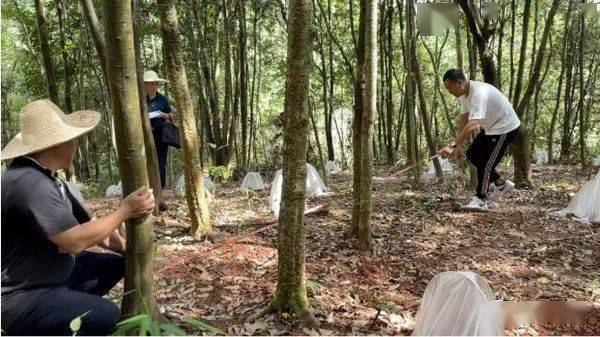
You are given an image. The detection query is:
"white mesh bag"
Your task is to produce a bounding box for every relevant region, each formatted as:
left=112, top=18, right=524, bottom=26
left=105, top=181, right=122, bottom=197
left=565, top=171, right=600, bottom=224
left=426, top=158, right=453, bottom=175
left=306, top=163, right=327, bottom=197
left=325, top=161, right=341, bottom=174
left=413, top=271, right=505, bottom=336
left=241, top=172, right=266, bottom=190
left=534, top=149, right=548, bottom=165
left=176, top=174, right=215, bottom=191
left=269, top=167, right=316, bottom=215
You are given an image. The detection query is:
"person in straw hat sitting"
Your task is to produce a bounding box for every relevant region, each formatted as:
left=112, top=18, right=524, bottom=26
left=143, top=70, right=173, bottom=188
left=1, top=100, right=155, bottom=335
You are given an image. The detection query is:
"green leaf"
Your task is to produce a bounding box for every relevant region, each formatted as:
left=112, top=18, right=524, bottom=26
left=138, top=317, right=150, bottom=336
left=117, top=314, right=149, bottom=327
left=70, top=311, right=90, bottom=336
left=158, top=323, right=187, bottom=336
left=181, top=317, right=225, bottom=335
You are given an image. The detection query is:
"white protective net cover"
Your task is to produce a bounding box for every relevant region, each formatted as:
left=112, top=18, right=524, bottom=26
left=413, top=271, right=505, bottom=336
left=325, top=161, right=341, bottom=174
left=176, top=174, right=215, bottom=191
left=241, top=172, right=266, bottom=190
left=426, top=158, right=453, bottom=175
left=534, top=149, right=548, bottom=165
left=565, top=171, right=600, bottom=224
left=269, top=164, right=325, bottom=215
left=105, top=181, right=122, bottom=197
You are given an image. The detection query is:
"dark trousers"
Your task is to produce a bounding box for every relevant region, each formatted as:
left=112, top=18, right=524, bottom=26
left=153, top=134, right=168, bottom=188
left=6, top=252, right=125, bottom=336
left=466, top=126, right=520, bottom=199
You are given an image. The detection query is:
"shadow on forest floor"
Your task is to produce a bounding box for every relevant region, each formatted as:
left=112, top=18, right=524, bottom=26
left=88, top=164, right=600, bottom=335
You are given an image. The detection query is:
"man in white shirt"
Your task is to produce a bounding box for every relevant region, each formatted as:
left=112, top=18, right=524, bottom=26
left=439, top=69, right=521, bottom=211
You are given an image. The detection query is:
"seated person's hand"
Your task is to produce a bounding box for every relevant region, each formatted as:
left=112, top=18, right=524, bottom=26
left=122, top=186, right=155, bottom=219
left=454, top=146, right=463, bottom=160
left=438, top=145, right=454, bottom=158
left=160, top=112, right=173, bottom=122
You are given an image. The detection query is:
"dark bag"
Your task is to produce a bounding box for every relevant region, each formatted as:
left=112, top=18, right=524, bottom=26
left=161, top=122, right=181, bottom=149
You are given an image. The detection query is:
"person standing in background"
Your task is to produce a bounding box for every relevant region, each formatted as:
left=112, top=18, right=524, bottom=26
left=143, top=70, right=173, bottom=188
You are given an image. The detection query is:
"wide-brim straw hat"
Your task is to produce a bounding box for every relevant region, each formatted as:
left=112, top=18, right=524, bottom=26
left=1, top=99, right=101, bottom=160
left=143, top=70, right=167, bottom=83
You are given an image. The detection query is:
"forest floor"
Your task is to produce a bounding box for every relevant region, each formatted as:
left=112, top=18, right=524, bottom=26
left=88, top=164, right=600, bottom=336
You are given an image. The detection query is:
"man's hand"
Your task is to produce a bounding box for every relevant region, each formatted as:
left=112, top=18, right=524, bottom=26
left=438, top=145, right=454, bottom=158
left=160, top=112, right=173, bottom=122
left=122, top=186, right=155, bottom=219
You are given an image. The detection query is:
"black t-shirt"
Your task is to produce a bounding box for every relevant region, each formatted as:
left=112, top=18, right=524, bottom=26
left=1, top=156, right=92, bottom=327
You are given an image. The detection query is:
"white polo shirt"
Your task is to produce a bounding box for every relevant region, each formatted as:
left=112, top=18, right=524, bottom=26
left=458, top=80, right=521, bottom=135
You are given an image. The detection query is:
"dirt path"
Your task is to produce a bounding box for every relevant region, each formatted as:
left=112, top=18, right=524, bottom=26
left=88, top=164, right=599, bottom=335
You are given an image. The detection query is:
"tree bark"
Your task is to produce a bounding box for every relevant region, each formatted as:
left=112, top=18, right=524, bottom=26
left=159, top=0, right=212, bottom=238
left=511, top=0, right=532, bottom=106
left=269, top=0, right=313, bottom=318
left=239, top=0, right=249, bottom=171
left=34, top=0, right=59, bottom=103
left=103, top=0, right=156, bottom=318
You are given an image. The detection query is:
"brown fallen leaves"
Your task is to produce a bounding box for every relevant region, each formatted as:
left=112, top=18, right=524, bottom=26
left=88, top=165, right=599, bottom=335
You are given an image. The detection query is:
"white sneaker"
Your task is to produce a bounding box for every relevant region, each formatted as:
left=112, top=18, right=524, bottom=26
left=488, top=180, right=515, bottom=202
left=464, top=196, right=489, bottom=211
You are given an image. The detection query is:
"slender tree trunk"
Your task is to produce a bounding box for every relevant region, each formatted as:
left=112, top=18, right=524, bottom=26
left=508, top=0, right=516, bottom=100
left=354, top=0, right=377, bottom=250
left=512, top=0, right=560, bottom=187
left=511, top=0, right=532, bottom=107
left=351, top=0, right=367, bottom=236
left=239, top=0, right=249, bottom=171
left=159, top=0, right=212, bottom=237
left=548, top=3, right=573, bottom=163
left=34, top=0, right=59, bottom=103
left=269, top=0, right=312, bottom=318
left=103, top=0, right=156, bottom=318
left=577, top=12, right=586, bottom=168
left=384, top=3, right=394, bottom=164
left=131, top=0, right=166, bottom=211
left=404, top=0, right=419, bottom=182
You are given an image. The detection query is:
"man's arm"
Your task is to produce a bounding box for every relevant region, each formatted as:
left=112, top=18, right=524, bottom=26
left=453, top=118, right=480, bottom=147
left=49, top=187, right=153, bottom=254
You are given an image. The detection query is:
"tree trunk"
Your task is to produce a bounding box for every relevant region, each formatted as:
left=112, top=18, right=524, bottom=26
left=512, top=0, right=560, bottom=187
left=239, top=0, right=249, bottom=171
left=103, top=0, right=156, bottom=318
left=131, top=0, right=166, bottom=211
left=511, top=0, right=532, bottom=107
left=404, top=0, right=419, bottom=182
left=159, top=0, right=212, bottom=237
left=547, top=2, right=573, bottom=163
left=353, top=0, right=377, bottom=250
left=269, top=0, right=312, bottom=318
left=34, top=0, right=59, bottom=103
left=577, top=12, right=585, bottom=168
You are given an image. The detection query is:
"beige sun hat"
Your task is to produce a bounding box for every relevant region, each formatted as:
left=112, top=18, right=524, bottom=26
left=143, top=70, right=167, bottom=83
left=1, top=99, right=101, bottom=160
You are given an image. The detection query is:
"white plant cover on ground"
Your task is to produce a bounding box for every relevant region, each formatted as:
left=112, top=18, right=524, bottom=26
left=413, top=271, right=504, bottom=336
left=105, top=181, right=122, bottom=197
left=594, top=155, right=600, bottom=166
left=534, top=149, right=548, bottom=165
left=240, top=172, right=266, bottom=190
left=425, top=158, right=453, bottom=175
left=565, top=171, right=600, bottom=224
left=176, top=174, right=215, bottom=191
left=306, top=163, right=328, bottom=197
left=325, top=161, right=341, bottom=174
left=269, top=164, right=326, bottom=215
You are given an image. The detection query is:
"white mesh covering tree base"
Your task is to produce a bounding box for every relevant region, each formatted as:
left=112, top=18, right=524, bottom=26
left=240, top=172, right=266, bottom=190
left=176, top=174, right=215, bottom=191
left=105, top=181, right=122, bottom=197
left=269, top=164, right=326, bottom=215
left=565, top=171, right=600, bottom=224
left=425, top=158, right=453, bottom=175
left=413, top=271, right=505, bottom=336
left=325, top=160, right=341, bottom=174
left=534, top=149, right=548, bottom=165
